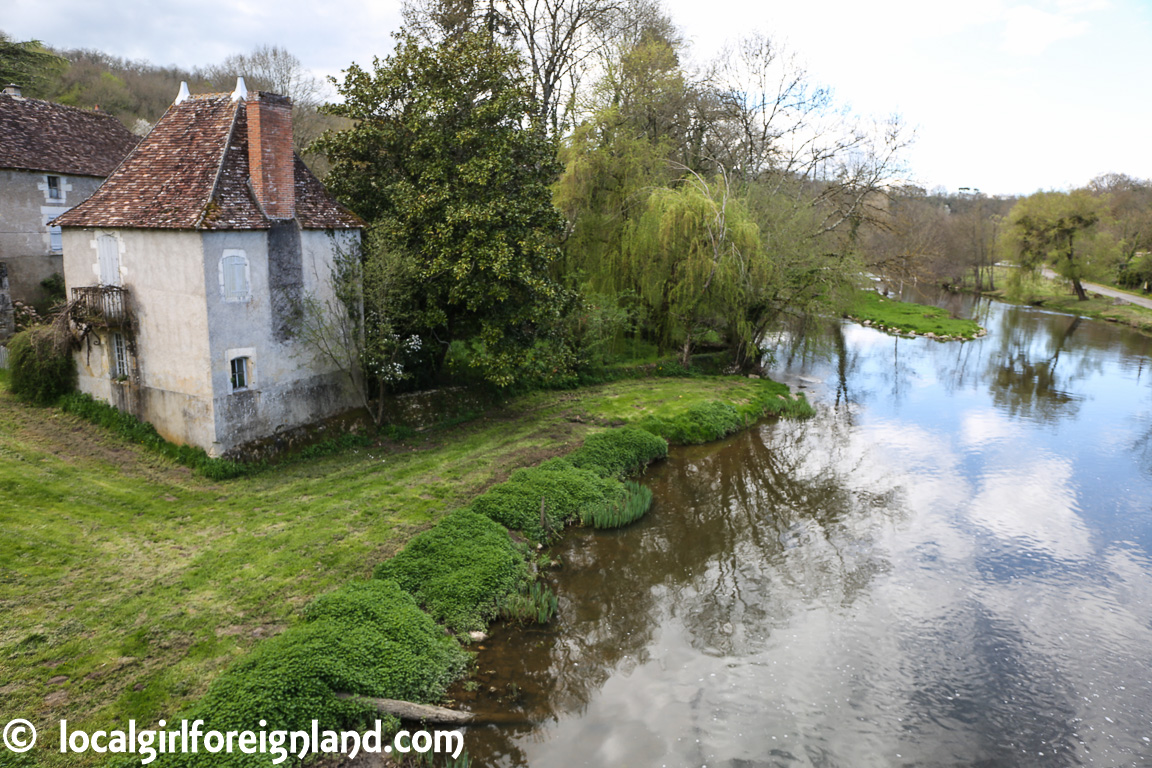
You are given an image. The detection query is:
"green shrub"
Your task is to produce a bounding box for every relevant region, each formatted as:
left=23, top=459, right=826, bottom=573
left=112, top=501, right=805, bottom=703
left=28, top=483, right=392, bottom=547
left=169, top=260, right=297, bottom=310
left=40, top=272, right=66, bottom=303
left=468, top=482, right=559, bottom=540
left=568, top=426, right=668, bottom=477
left=469, top=458, right=626, bottom=540
left=161, top=579, right=467, bottom=767
left=582, top=480, right=654, bottom=528
left=7, top=326, right=75, bottom=405
left=631, top=386, right=814, bottom=446
left=374, top=509, right=527, bottom=632
left=636, top=400, right=742, bottom=444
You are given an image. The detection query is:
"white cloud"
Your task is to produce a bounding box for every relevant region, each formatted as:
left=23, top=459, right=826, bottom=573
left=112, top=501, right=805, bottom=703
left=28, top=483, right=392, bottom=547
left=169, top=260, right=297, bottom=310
left=959, top=409, right=1019, bottom=448
left=1000, top=4, right=1090, bottom=55
left=966, top=456, right=1093, bottom=560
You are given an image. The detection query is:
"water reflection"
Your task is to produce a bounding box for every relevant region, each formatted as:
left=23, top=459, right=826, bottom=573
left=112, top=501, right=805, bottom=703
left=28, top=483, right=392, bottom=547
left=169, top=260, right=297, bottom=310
left=461, top=297, right=1152, bottom=767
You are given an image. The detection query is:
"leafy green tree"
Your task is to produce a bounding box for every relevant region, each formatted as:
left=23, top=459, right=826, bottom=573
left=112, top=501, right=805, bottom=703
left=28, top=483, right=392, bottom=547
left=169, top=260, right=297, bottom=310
left=1001, top=190, right=1110, bottom=301
left=314, top=30, right=568, bottom=386
left=621, top=169, right=761, bottom=366
left=553, top=28, right=698, bottom=296
left=0, top=31, right=66, bottom=98
left=738, top=182, right=857, bottom=367
left=1090, top=174, right=1152, bottom=285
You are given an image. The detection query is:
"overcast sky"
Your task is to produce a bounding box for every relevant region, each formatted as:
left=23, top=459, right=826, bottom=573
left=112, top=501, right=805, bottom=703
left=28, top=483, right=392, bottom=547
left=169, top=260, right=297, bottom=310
left=5, top=0, right=1151, bottom=196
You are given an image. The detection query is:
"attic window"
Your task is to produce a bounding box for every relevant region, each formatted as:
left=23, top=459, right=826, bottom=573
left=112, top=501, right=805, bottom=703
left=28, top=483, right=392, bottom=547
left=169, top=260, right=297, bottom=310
left=219, top=250, right=251, bottom=302
left=47, top=176, right=61, bottom=200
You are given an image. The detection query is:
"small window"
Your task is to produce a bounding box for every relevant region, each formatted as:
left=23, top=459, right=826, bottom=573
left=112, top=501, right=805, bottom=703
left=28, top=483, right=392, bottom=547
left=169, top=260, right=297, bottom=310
left=220, top=250, right=250, bottom=301
left=230, top=356, right=250, bottom=391
left=111, top=333, right=129, bottom=378
left=47, top=176, right=61, bottom=200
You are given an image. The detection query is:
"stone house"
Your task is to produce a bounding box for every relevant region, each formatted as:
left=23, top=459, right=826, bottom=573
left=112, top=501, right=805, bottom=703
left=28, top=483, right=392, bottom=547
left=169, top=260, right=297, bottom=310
left=0, top=84, right=138, bottom=316
left=54, top=81, right=363, bottom=457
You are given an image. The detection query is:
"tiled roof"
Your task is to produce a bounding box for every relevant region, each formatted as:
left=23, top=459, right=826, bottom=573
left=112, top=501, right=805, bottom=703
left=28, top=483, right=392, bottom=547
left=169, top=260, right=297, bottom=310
left=54, top=92, right=361, bottom=231
left=293, top=156, right=363, bottom=230
left=0, top=93, right=138, bottom=177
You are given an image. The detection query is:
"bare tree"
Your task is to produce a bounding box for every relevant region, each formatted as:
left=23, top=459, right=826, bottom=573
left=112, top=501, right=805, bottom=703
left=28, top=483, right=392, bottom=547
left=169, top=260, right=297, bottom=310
left=404, top=0, right=631, bottom=135
left=201, top=45, right=342, bottom=167
left=705, top=33, right=912, bottom=238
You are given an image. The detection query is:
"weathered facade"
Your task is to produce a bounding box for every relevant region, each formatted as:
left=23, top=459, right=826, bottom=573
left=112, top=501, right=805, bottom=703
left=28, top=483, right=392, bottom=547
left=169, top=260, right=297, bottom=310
left=0, top=85, right=137, bottom=311
left=55, top=83, right=363, bottom=457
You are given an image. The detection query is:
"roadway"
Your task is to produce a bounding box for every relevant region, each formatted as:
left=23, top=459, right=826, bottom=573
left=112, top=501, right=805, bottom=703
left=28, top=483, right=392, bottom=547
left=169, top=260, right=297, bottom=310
left=1040, top=268, right=1152, bottom=311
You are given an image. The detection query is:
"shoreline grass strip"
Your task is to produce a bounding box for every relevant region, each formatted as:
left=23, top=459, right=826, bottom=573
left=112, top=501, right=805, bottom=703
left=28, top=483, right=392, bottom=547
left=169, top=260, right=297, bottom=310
left=848, top=289, right=983, bottom=339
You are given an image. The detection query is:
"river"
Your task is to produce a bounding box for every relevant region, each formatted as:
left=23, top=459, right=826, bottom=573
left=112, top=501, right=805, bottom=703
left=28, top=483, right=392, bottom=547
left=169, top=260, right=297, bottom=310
left=456, top=294, right=1152, bottom=767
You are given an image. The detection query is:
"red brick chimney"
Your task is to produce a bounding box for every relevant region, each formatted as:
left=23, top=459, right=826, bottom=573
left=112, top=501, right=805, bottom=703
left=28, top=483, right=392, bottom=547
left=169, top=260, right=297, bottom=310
left=246, top=92, right=295, bottom=220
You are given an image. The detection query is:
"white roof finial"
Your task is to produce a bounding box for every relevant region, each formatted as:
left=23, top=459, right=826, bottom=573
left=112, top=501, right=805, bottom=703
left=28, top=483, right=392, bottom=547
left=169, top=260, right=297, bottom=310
left=231, top=76, right=248, bottom=102
left=174, top=81, right=190, bottom=105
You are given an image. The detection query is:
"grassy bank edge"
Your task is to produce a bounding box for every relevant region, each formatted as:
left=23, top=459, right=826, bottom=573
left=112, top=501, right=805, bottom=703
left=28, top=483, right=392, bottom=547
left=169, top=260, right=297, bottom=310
left=846, top=289, right=985, bottom=341
left=961, top=269, right=1152, bottom=336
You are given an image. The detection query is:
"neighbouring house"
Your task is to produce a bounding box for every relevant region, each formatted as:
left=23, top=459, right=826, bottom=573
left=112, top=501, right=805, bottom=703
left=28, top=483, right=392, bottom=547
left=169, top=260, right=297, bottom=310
left=0, top=84, right=138, bottom=318
left=54, top=80, right=363, bottom=458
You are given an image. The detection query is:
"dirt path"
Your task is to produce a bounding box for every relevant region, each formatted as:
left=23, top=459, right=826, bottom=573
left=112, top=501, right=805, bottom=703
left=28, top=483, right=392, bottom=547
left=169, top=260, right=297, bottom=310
left=1041, top=268, right=1152, bottom=310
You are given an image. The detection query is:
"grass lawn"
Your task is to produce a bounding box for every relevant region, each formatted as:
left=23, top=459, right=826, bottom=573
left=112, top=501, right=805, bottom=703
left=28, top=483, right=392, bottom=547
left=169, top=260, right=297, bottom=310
left=0, top=373, right=797, bottom=765
left=848, top=289, right=984, bottom=340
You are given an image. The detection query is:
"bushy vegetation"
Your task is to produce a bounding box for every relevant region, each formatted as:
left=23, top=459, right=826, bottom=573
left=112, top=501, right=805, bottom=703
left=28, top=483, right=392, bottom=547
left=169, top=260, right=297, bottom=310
left=156, top=580, right=467, bottom=767
left=848, top=290, right=984, bottom=340
left=568, top=426, right=670, bottom=477
left=7, top=326, right=76, bottom=405
left=1118, top=251, right=1152, bottom=292
left=582, top=481, right=653, bottom=528
left=633, top=382, right=813, bottom=443
left=469, top=458, right=626, bottom=540
left=374, top=510, right=528, bottom=632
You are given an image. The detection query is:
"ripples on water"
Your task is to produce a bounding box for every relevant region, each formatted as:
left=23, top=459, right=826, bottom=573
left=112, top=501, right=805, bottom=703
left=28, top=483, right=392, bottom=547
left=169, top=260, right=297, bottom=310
left=461, top=296, right=1152, bottom=767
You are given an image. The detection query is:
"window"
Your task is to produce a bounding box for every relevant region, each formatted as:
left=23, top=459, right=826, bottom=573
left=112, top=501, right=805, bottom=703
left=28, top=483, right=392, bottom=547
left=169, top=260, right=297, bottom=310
left=230, top=356, right=250, bottom=391
left=97, top=234, right=121, bottom=286
left=47, top=176, right=61, bottom=200
left=111, top=333, right=129, bottom=378
left=220, top=250, right=251, bottom=301
left=49, top=225, right=62, bottom=254
left=226, top=347, right=256, bottom=393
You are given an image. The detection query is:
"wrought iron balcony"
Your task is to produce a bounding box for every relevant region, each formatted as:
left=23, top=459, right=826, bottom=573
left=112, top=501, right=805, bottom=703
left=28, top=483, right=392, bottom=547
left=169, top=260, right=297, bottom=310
left=71, top=285, right=131, bottom=329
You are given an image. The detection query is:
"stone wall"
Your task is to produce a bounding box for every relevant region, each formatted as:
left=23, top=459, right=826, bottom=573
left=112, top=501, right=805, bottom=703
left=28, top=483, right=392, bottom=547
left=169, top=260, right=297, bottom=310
left=0, top=169, right=103, bottom=307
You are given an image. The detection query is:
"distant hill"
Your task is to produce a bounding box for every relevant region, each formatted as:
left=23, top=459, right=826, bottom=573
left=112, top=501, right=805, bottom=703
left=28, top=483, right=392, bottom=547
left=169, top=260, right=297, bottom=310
left=1, top=31, right=345, bottom=172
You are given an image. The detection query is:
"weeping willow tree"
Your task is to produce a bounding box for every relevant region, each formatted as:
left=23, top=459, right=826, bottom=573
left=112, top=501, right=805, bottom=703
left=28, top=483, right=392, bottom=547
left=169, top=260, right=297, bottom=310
left=622, top=169, right=763, bottom=366
left=553, top=118, right=672, bottom=291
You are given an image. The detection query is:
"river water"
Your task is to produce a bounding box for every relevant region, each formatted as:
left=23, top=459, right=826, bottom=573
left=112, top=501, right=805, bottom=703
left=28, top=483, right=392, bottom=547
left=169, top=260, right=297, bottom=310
left=459, top=294, right=1152, bottom=767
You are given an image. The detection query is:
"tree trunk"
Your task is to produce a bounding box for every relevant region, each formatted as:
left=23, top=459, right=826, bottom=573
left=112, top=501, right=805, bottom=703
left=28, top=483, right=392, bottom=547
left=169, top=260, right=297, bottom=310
left=336, top=694, right=474, bottom=725
left=1068, top=235, right=1088, bottom=301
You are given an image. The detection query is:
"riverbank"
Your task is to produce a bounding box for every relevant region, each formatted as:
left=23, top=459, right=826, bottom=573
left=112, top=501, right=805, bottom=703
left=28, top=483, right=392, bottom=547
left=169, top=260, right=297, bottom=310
left=847, top=289, right=985, bottom=340
left=963, top=267, right=1152, bottom=335
left=0, top=371, right=809, bottom=767
left=440, top=293, right=1152, bottom=767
